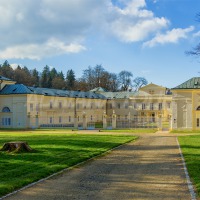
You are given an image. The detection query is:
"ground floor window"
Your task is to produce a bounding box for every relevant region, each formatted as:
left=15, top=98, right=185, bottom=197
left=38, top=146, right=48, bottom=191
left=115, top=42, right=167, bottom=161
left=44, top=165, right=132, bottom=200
left=49, top=117, right=53, bottom=124
left=59, top=116, right=62, bottom=123
left=197, top=118, right=199, bottom=127
left=2, top=117, right=11, bottom=126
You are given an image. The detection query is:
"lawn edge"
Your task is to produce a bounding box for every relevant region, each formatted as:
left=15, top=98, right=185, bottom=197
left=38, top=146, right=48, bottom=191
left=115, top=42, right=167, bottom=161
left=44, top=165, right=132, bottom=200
left=0, top=137, right=137, bottom=199
left=176, top=137, right=197, bottom=200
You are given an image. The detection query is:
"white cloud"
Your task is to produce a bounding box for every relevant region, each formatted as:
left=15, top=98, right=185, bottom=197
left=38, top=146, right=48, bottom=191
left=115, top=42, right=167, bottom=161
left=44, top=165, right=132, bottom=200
left=0, top=0, right=195, bottom=59
left=103, top=0, right=169, bottom=42
left=0, top=39, right=86, bottom=60
left=143, top=26, right=194, bottom=47
left=193, top=31, right=200, bottom=37
left=109, top=17, right=168, bottom=42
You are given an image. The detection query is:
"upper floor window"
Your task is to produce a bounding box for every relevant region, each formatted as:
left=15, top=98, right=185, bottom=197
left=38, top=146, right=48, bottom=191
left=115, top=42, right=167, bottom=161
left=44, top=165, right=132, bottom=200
left=125, top=103, right=128, bottom=109
left=149, top=90, right=154, bottom=95
left=150, top=103, right=154, bottom=110
left=30, top=103, right=33, bottom=112
left=142, top=103, right=146, bottom=110
left=50, top=102, right=53, bottom=109
left=117, top=103, right=120, bottom=109
left=167, top=102, right=171, bottom=109
left=159, top=103, right=162, bottom=110
left=59, top=102, right=62, bottom=109
left=36, top=103, right=40, bottom=112
left=2, top=107, right=11, bottom=112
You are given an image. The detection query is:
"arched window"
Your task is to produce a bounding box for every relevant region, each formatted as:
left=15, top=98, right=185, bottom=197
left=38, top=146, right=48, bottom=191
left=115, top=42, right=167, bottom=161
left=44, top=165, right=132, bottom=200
left=2, top=107, right=11, bottom=112
left=197, top=106, right=200, bottom=110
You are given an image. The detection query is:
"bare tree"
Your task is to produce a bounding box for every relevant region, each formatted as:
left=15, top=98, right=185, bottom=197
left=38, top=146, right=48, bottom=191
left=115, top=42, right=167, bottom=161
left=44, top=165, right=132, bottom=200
left=133, top=77, right=148, bottom=91
left=118, top=70, right=133, bottom=91
left=186, top=13, right=200, bottom=56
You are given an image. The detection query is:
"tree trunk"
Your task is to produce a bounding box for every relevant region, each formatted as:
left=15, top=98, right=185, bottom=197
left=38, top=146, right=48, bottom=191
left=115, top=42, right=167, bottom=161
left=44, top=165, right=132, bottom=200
left=1, top=141, right=33, bottom=153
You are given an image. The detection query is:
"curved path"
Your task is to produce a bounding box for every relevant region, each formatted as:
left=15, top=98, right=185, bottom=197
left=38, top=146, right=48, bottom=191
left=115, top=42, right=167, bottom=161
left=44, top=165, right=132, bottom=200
left=4, top=132, right=194, bottom=200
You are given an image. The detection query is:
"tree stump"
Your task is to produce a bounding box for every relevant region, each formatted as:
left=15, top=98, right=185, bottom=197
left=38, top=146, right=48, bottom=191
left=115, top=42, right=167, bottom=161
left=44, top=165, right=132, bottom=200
left=1, top=141, right=33, bottom=153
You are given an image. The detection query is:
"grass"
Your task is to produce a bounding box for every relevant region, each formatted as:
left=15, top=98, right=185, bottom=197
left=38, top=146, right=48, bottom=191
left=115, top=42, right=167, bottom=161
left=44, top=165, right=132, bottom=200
left=178, top=135, right=200, bottom=196
left=0, top=130, right=136, bottom=197
left=171, top=129, right=200, bottom=134
left=100, top=128, right=158, bottom=133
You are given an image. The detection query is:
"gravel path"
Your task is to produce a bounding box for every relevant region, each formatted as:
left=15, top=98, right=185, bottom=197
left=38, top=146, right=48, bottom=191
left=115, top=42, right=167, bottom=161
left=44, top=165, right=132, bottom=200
left=4, top=133, right=193, bottom=200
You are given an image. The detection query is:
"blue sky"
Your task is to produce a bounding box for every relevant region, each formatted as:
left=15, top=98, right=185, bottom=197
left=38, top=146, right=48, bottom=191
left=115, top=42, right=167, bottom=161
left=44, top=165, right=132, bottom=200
left=0, top=0, right=200, bottom=88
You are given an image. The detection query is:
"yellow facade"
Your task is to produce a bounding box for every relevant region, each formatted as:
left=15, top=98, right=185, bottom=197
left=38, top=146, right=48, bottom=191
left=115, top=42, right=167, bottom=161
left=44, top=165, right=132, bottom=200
left=0, top=77, right=175, bottom=130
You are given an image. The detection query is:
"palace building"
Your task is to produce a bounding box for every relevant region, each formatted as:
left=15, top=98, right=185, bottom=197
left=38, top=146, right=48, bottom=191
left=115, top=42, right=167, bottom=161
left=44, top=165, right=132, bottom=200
left=0, top=75, right=198, bottom=130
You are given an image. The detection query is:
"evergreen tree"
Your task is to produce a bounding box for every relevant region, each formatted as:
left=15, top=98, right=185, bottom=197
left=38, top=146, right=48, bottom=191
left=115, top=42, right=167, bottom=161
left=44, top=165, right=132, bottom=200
left=58, top=71, right=65, bottom=80
left=0, top=60, right=14, bottom=79
left=40, top=65, right=51, bottom=88
left=31, top=68, right=40, bottom=87
left=66, top=69, right=75, bottom=90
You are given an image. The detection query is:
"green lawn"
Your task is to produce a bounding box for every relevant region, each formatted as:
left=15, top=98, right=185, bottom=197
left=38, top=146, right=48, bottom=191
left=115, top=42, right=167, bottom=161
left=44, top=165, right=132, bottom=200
left=178, top=135, right=200, bottom=196
left=100, top=128, right=157, bottom=133
left=0, top=130, right=136, bottom=197
left=171, top=130, right=200, bottom=134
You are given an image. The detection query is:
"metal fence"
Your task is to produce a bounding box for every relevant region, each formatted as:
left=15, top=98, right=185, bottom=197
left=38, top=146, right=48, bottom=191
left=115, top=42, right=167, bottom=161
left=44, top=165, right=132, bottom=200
left=116, top=117, right=159, bottom=129
left=27, top=116, right=169, bottom=130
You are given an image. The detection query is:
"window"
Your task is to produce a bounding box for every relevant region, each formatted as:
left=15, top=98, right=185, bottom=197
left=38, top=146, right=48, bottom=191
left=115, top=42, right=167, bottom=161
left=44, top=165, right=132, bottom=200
left=59, top=116, right=62, bottom=123
left=36, top=103, right=40, bottom=112
left=83, top=104, right=87, bottom=109
left=134, top=103, right=137, bottom=109
left=30, top=103, right=33, bottom=112
left=197, top=118, right=200, bottom=127
left=91, top=103, right=94, bottom=109
left=159, top=103, right=162, bottom=110
left=49, top=117, right=53, bottom=124
left=150, top=103, right=154, bottom=110
left=142, top=103, right=146, bottom=110
left=2, top=117, right=11, bottom=126
left=149, top=90, right=154, bottom=95
left=2, top=107, right=11, bottom=112
left=59, top=102, right=62, bottom=109
left=91, top=115, right=93, bottom=121
left=50, top=102, right=53, bottom=109
left=109, top=104, right=112, bottom=109
left=69, top=116, right=71, bottom=122
left=117, top=103, right=120, bottom=109
left=125, top=103, right=128, bottom=109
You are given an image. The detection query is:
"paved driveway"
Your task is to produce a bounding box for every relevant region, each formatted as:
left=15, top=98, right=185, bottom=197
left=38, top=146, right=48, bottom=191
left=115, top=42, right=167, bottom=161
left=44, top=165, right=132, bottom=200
left=3, top=133, right=193, bottom=200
